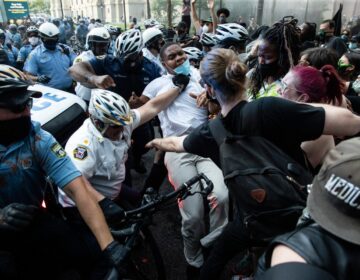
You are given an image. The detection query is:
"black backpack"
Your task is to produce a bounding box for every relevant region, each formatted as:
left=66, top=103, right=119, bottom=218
left=209, top=118, right=313, bottom=241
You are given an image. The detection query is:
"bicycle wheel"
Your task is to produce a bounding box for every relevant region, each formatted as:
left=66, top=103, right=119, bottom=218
left=122, top=227, right=166, bottom=280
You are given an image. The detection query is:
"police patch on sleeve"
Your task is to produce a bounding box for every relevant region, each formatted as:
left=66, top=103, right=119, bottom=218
left=73, top=146, right=88, bottom=160
left=50, top=143, right=67, bottom=158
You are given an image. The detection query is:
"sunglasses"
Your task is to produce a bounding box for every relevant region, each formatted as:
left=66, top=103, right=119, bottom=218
left=1, top=98, right=33, bottom=113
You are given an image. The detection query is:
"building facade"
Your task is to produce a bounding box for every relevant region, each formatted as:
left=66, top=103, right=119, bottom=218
left=49, top=0, right=147, bottom=24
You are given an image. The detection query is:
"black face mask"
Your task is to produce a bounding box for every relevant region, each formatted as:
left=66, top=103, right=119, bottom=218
left=259, top=61, right=279, bottom=78
left=0, top=116, right=32, bottom=146
left=43, top=39, right=58, bottom=50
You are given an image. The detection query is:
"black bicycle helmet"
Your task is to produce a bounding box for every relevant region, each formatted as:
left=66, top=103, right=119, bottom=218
left=0, top=65, right=41, bottom=107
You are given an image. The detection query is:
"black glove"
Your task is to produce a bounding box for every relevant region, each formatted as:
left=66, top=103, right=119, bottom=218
left=99, top=198, right=125, bottom=227
left=103, top=240, right=127, bottom=272
left=59, top=44, right=70, bottom=56
left=0, top=203, right=38, bottom=231
left=37, top=75, right=51, bottom=84
left=172, top=74, right=190, bottom=92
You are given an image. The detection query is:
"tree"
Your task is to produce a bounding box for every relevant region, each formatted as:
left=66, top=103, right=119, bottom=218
left=151, top=0, right=182, bottom=27
left=29, top=0, right=50, bottom=14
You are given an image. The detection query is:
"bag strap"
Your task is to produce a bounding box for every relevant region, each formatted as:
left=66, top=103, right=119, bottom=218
left=209, top=117, right=232, bottom=146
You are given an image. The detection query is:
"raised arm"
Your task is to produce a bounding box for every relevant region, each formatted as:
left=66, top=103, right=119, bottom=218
left=191, top=0, right=202, bottom=33
left=208, top=0, right=218, bottom=33
left=146, top=135, right=187, bottom=153
left=69, top=61, right=115, bottom=89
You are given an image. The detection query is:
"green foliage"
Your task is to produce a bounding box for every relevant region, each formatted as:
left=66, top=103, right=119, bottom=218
left=29, top=0, right=50, bottom=14
left=151, top=0, right=182, bottom=27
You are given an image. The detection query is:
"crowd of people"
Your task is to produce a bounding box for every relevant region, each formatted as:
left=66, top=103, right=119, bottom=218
left=1, top=0, right=360, bottom=279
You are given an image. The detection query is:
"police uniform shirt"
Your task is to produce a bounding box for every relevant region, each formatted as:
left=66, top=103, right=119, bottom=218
left=3, top=45, right=18, bottom=67
left=89, top=55, right=162, bottom=101
left=17, top=44, right=36, bottom=63
left=24, top=44, right=76, bottom=90
left=143, top=66, right=207, bottom=137
left=0, top=121, right=81, bottom=208
left=60, top=110, right=141, bottom=206
left=74, top=50, right=95, bottom=101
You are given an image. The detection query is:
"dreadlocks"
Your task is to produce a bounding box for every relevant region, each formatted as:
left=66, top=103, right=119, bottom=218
left=249, top=16, right=301, bottom=99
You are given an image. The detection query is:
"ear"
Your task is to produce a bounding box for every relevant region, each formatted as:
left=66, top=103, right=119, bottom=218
left=297, top=93, right=310, bottom=103
left=348, top=65, right=355, bottom=71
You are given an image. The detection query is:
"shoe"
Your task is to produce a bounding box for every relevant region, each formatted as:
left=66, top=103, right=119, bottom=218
left=186, top=265, right=201, bottom=280
left=132, top=160, right=147, bottom=174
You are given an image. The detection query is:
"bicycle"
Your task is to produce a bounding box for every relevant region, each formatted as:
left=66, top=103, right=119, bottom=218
left=104, top=173, right=214, bottom=280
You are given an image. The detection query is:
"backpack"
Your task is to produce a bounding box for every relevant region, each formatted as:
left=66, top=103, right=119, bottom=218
left=209, top=117, right=313, bottom=241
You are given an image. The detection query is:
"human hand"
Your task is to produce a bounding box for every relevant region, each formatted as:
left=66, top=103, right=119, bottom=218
left=91, top=75, right=116, bottom=89
left=0, top=203, right=38, bottom=231
left=103, top=240, right=127, bottom=272
left=37, top=75, right=51, bottom=84
left=172, top=74, right=190, bottom=92
left=207, top=0, right=214, bottom=9
left=128, top=92, right=142, bottom=109
left=189, top=91, right=209, bottom=107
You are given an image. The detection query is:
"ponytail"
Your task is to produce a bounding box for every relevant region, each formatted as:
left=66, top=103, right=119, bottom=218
left=319, top=65, right=344, bottom=105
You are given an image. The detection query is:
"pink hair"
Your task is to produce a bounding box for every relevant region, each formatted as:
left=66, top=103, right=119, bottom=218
left=291, top=65, right=344, bottom=105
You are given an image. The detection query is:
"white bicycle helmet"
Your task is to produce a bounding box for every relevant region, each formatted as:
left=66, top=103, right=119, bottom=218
left=215, top=23, right=249, bottom=43
left=144, top=19, right=160, bottom=29
left=26, top=26, right=39, bottom=35
left=86, top=27, right=110, bottom=48
left=142, top=27, right=163, bottom=47
left=115, top=29, right=143, bottom=59
left=105, top=24, right=119, bottom=35
left=200, top=32, right=217, bottom=47
left=183, top=47, right=203, bottom=62
left=39, top=22, right=60, bottom=38
left=89, top=89, right=133, bottom=128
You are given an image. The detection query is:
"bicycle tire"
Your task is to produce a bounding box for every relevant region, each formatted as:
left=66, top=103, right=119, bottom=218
left=122, top=227, right=166, bottom=280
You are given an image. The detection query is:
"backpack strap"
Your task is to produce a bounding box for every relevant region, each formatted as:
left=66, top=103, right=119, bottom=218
left=209, top=117, right=232, bottom=146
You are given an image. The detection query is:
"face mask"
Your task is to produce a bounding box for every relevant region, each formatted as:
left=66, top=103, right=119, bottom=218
left=318, top=30, right=325, bottom=42
left=202, top=25, right=209, bottom=34
left=0, top=116, right=32, bottom=146
left=259, top=61, right=278, bottom=78
left=174, top=59, right=191, bottom=76
left=341, top=34, right=349, bottom=42
left=43, top=40, right=58, bottom=50
left=28, top=36, right=39, bottom=46
left=219, top=16, right=226, bottom=24
left=349, top=42, right=357, bottom=49
left=352, top=80, right=360, bottom=93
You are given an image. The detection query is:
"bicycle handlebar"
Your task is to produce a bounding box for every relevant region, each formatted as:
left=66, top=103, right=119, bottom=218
left=124, top=173, right=213, bottom=217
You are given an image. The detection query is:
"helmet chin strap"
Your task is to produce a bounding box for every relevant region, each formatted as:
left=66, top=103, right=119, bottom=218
left=90, top=116, right=109, bottom=136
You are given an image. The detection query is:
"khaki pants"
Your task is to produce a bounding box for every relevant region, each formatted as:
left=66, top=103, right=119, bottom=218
left=165, top=152, right=229, bottom=267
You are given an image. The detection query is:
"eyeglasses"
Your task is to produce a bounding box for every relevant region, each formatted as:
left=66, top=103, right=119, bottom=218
left=0, top=98, right=33, bottom=113
left=279, top=80, right=303, bottom=95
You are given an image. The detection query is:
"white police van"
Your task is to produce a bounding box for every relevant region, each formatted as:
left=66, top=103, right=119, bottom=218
left=29, top=84, right=87, bottom=146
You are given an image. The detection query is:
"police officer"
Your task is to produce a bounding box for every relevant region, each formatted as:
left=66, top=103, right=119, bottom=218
left=74, top=27, right=111, bottom=103
left=0, top=30, right=10, bottom=65
left=0, top=65, right=129, bottom=279
left=76, top=19, right=88, bottom=47
left=142, top=27, right=166, bottom=75
left=69, top=28, right=162, bottom=175
left=1, top=29, right=19, bottom=67
left=24, top=22, right=76, bottom=91
left=105, top=24, right=121, bottom=56
left=7, top=23, right=22, bottom=49
left=16, top=26, right=41, bottom=70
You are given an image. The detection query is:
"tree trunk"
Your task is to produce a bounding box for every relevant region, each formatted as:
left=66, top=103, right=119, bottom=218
left=147, top=0, right=151, bottom=19
left=167, top=0, right=172, bottom=27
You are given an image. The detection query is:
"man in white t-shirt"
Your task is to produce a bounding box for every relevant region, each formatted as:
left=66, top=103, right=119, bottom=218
left=143, top=42, right=228, bottom=275
left=74, top=27, right=110, bottom=103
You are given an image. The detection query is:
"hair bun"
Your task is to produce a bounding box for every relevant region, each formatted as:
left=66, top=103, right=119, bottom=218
left=225, top=60, right=247, bottom=86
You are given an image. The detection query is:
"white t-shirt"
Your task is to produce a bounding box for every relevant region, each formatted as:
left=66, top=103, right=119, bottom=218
left=142, top=47, right=166, bottom=75
left=143, top=67, right=207, bottom=137
left=74, top=50, right=95, bottom=102
left=59, top=110, right=141, bottom=206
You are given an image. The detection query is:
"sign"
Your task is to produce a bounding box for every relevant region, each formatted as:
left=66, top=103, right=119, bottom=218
left=3, top=0, right=29, bottom=19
